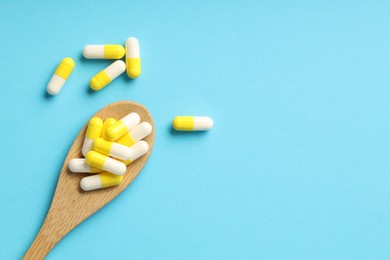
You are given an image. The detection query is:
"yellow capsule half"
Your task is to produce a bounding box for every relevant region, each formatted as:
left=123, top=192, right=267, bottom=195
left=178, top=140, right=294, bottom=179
left=101, top=118, right=117, bottom=140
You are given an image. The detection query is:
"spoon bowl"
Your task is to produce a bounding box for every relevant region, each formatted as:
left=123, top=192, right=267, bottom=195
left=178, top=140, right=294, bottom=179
left=23, top=100, right=155, bottom=260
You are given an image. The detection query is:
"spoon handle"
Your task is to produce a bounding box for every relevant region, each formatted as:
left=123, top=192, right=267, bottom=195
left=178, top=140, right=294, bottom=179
left=23, top=209, right=69, bottom=260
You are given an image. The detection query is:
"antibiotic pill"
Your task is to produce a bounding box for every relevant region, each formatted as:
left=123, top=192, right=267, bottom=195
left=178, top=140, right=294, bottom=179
left=123, top=140, right=149, bottom=165
left=93, top=138, right=133, bottom=161
left=86, top=151, right=126, bottom=175
left=83, top=45, right=125, bottom=59
left=117, top=122, right=152, bottom=146
left=105, top=112, right=140, bottom=141
left=80, top=172, right=123, bottom=191
left=47, top=58, right=75, bottom=95
left=125, top=37, right=141, bottom=78
left=172, top=116, right=213, bottom=131
left=68, top=158, right=103, bottom=173
left=101, top=118, right=117, bottom=140
left=82, top=117, right=103, bottom=156
left=90, top=60, right=126, bottom=91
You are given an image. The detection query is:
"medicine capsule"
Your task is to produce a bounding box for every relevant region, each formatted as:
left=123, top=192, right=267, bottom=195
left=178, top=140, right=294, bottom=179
left=86, top=151, right=126, bottom=175
left=125, top=37, right=141, bottom=78
left=93, top=138, right=133, bottom=161
left=47, top=58, right=75, bottom=95
left=83, top=45, right=125, bottom=59
left=80, top=172, right=123, bottom=191
left=117, top=122, right=152, bottom=146
left=105, top=112, right=140, bottom=141
left=90, top=60, right=126, bottom=91
left=123, top=140, right=149, bottom=165
left=82, top=117, right=103, bottom=156
left=68, top=158, right=103, bottom=173
left=172, top=116, right=213, bottom=131
left=101, top=118, right=117, bottom=140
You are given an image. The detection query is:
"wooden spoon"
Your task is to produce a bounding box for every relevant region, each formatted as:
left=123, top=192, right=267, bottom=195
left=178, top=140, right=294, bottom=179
left=23, top=101, right=155, bottom=260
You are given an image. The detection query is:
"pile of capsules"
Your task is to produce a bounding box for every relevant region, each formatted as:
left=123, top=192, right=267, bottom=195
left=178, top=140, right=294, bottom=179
left=47, top=37, right=141, bottom=95
left=68, top=112, right=152, bottom=191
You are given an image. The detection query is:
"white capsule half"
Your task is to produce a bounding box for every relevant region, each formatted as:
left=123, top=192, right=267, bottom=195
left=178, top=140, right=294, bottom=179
left=131, top=122, right=152, bottom=142
left=128, top=141, right=149, bottom=162
left=68, top=158, right=103, bottom=173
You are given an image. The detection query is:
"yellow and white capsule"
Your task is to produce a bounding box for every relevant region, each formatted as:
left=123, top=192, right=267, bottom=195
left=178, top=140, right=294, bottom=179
left=123, top=140, right=149, bottom=165
left=86, top=151, right=126, bottom=175
left=83, top=45, right=125, bottom=59
left=101, top=118, right=117, bottom=140
left=117, top=122, right=152, bottom=146
left=93, top=138, right=133, bottom=161
left=82, top=117, right=103, bottom=156
left=90, top=60, right=126, bottom=91
left=80, top=172, right=123, bottom=191
left=47, top=58, right=75, bottom=95
left=172, top=116, right=213, bottom=131
left=125, top=37, right=141, bottom=78
left=105, top=112, right=140, bottom=141
left=68, top=158, right=103, bottom=173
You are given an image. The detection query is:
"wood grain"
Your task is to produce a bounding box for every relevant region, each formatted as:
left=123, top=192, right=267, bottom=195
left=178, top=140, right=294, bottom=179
left=23, top=101, right=155, bottom=260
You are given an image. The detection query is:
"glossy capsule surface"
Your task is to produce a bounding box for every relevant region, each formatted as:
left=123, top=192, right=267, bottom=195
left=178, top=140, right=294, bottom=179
left=125, top=37, right=141, bottom=78
left=105, top=112, right=140, bottom=141
left=47, top=58, right=75, bottom=95
left=172, top=116, right=213, bottom=131
left=90, top=60, right=126, bottom=91
left=80, top=172, right=123, bottom=191
left=86, top=151, right=126, bottom=175
left=83, top=45, right=125, bottom=59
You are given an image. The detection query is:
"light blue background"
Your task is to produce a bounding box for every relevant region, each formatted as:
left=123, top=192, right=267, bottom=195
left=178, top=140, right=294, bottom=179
left=0, top=0, right=389, bottom=259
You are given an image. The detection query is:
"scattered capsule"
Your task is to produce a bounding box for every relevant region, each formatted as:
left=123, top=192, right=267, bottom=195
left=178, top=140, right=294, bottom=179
left=90, top=60, right=126, bottom=91
left=86, top=151, right=126, bottom=175
left=172, top=116, right=213, bottom=131
left=83, top=45, right=125, bottom=59
left=105, top=112, right=140, bottom=141
left=82, top=117, right=103, bottom=156
left=123, top=140, right=149, bottom=165
left=68, top=158, right=103, bottom=173
left=117, top=122, right=152, bottom=146
left=101, top=118, right=117, bottom=140
left=93, top=138, right=133, bottom=161
left=80, top=172, right=123, bottom=191
left=47, top=58, right=75, bottom=95
left=125, top=37, right=141, bottom=78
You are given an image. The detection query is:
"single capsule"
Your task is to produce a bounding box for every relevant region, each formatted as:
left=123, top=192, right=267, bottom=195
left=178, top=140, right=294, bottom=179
left=123, top=140, right=149, bottom=165
left=90, top=60, right=126, bottom=91
left=68, top=158, right=103, bottom=173
left=105, top=112, right=140, bottom=141
left=101, top=118, right=117, bottom=140
left=93, top=138, right=133, bottom=161
left=83, top=45, right=125, bottom=59
left=82, top=117, right=103, bottom=156
left=117, top=122, right=152, bottom=146
left=86, top=151, right=126, bottom=175
left=172, top=116, right=213, bottom=131
left=47, top=58, right=75, bottom=95
left=125, top=37, right=141, bottom=78
left=80, top=172, right=123, bottom=191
